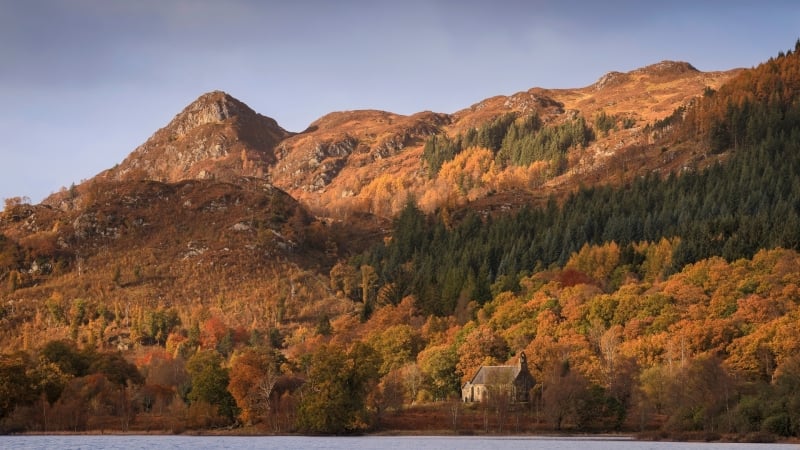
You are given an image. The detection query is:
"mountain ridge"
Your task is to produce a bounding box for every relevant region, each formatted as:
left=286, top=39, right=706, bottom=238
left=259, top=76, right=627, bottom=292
left=47, top=59, right=736, bottom=220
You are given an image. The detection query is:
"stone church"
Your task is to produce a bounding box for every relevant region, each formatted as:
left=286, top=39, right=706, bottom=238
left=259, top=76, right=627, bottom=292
left=461, top=352, right=535, bottom=403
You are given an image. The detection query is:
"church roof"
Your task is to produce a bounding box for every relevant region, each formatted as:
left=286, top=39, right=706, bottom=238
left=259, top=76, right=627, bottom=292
left=469, top=365, right=521, bottom=385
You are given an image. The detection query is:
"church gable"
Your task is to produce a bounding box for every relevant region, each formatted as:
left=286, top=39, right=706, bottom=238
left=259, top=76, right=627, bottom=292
left=462, top=352, right=535, bottom=404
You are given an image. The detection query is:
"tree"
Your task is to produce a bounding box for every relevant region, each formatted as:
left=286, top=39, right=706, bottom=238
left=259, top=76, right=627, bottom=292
left=138, top=351, right=185, bottom=415
left=296, top=343, right=381, bottom=434
left=764, top=354, right=800, bottom=437
left=3, top=196, right=29, bottom=211
left=186, top=350, right=238, bottom=423
left=542, top=360, right=589, bottom=431
left=368, top=324, right=424, bottom=375
left=40, top=340, right=91, bottom=378
left=417, top=344, right=461, bottom=401
left=26, top=356, right=73, bottom=431
left=662, top=355, right=735, bottom=432
left=399, top=363, right=425, bottom=404
left=367, top=370, right=405, bottom=426
left=594, top=110, right=617, bottom=136
left=143, top=308, right=181, bottom=346
left=88, top=352, right=143, bottom=388
left=359, top=265, right=378, bottom=320
left=422, top=134, right=462, bottom=177
left=0, top=353, right=36, bottom=421
left=330, top=261, right=359, bottom=300
left=456, top=325, right=510, bottom=382
left=228, top=347, right=281, bottom=425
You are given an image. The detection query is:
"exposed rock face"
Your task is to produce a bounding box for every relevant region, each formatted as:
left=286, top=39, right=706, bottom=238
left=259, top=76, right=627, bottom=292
left=594, top=71, right=629, bottom=90
left=104, top=91, right=290, bottom=184
left=635, top=60, right=699, bottom=76
left=169, top=91, right=251, bottom=137
left=270, top=110, right=450, bottom=195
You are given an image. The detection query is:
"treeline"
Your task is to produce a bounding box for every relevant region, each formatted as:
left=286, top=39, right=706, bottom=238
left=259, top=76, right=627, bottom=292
left=0, top=340, right=144, bottom=431
left=4, top=247, right=800, bottom=438
left=676, top=39, right=800, bottom=153
left=464, top=247, right=800, bottom=438
left=422, top=112, right=592, bottom=177
left=357, top=45, right=800, bottom=318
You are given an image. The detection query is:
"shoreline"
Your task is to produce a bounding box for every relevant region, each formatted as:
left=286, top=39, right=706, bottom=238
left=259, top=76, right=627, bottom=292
left=6, top=430, right=799, bottom=445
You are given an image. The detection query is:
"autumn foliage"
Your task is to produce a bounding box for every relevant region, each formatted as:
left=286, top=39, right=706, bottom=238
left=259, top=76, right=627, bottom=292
left=1, top=42, right=800, bottom=440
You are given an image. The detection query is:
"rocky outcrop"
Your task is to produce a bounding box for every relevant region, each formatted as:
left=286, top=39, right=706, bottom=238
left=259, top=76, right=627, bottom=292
left=594, top=71, right=629, bottom=90
left=103, top=91, right=290, bottom=184
left=271, top=110, right=450, bottom=194
left=635, top=60, right=699, bottom=77
left=168, top=91, right=254, bottom=137
left=594, top=61, right=700, bottom=91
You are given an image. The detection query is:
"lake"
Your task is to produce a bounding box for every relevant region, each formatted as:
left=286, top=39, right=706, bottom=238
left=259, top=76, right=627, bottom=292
left=0, top=435, right=791, bottom=449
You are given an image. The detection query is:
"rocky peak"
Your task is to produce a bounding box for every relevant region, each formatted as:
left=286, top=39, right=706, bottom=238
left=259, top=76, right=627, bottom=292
left=169, top=90, right=265, bottom=138
left=594, top=61, right=698, bottom=90
left=593, top=71, right=629, bottom=90
left=634, top=60, right=699, bottom=77
left=97, top=91, right=289, bottom=186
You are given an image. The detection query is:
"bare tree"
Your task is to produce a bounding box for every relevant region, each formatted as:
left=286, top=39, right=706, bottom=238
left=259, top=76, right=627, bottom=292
left=484, top=368, right=515, bottom=432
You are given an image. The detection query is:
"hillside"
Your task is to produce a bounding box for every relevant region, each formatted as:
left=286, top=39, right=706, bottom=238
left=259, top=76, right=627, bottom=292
left=2, top=43, right=800, bottom=438
left=270, top=60, right=737, bottom=217
left=1, top=172, right=397, bottom=360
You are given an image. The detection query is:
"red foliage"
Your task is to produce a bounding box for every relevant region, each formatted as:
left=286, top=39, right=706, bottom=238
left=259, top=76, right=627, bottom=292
left=556, top=268, right=595, bottom=288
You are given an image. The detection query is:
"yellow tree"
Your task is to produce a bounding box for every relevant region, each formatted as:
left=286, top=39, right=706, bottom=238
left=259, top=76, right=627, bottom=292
left=564, top=242, right=621, bottom=286
left=329, top=261, right=358, bottom=300
left=417, top=343, right=460, bottom=401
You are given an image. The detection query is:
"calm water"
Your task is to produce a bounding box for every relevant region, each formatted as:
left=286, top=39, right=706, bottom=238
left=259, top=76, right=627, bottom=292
left=0, top=435, right=792, bottom=450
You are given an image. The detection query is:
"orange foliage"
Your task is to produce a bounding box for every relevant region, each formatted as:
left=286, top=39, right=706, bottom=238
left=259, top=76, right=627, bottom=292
left=420, top=315, right=458, bottom=346
left=419, top=148, right=494, bottom=212
left=363, top=296, right=422, bottom=335
left=228, top=348, right=279, bottom=425
left=555, top=268, right=595, bottom=288
left=558, top=284, right=601, bottom=324
left=165, top=332, right=188, bottom=358
left=456, top=324, right=509, bottom=382
left=200, top=316, right=228, bottom=350
left=135, top=347, right=172, bottom=368
left=733, top=294, right=789, bottom=325
left=357, top=173, right=414, bottom=218
left=565, top=242, right=621, bottom=284
left=483, top=160, right=550, bottom=191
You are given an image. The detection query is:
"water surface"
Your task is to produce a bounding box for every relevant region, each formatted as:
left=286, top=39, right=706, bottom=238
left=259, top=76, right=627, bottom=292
left=0, top=435, right=789, bottom=449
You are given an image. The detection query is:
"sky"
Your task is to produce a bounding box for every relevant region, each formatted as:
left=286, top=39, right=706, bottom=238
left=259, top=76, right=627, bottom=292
left=1, top=0, right=799, bottom=206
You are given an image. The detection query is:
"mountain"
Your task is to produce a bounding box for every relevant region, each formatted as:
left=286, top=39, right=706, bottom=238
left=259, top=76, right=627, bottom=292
left=44, top=60, right=737, bottom=218
left=105, top=90, right=290, bottom=184
left=269, top=60, right=737, bottom=217
left=7, top=46, right=800, bottom=436
left=4, top=58, right=742, bottom=346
